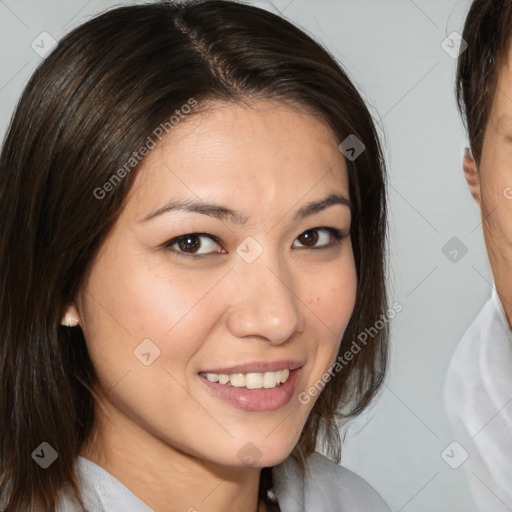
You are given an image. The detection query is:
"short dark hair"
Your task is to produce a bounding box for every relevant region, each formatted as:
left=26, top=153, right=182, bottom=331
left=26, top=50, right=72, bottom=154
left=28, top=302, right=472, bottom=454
left=0, top=1, right=388, bottom=510
left=456, top=0, right=512, bottom=165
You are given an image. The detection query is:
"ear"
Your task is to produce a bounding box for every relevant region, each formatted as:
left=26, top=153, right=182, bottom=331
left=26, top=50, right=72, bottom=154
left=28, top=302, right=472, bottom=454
left=61, top=303, right=81, bottom=327
left=463, top=147, right=481, bottom=208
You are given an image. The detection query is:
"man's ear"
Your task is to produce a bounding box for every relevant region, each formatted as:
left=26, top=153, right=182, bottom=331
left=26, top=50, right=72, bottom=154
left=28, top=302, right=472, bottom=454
left=463, top=147, right=481, bottom=209
left=60, top=303, right=81, bottom=327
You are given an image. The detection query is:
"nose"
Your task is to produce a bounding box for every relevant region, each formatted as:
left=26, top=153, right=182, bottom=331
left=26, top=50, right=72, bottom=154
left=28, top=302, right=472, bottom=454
left=226, top=255, right=305, bottom=345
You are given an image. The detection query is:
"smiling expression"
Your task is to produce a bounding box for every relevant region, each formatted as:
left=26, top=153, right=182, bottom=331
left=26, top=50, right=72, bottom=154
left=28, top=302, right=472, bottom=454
left=69, top=99, right=358, bottom=469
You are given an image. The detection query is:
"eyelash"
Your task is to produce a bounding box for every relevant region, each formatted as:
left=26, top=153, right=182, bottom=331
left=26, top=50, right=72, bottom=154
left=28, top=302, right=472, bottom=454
left=162, top=227, right=346, bottom=260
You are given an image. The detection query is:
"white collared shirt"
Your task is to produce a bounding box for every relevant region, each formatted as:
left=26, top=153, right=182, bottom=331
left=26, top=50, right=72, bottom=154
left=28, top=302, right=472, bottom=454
left=55, top=451, right=390, bottom=511
left=444, top=287, right=512, bottom=511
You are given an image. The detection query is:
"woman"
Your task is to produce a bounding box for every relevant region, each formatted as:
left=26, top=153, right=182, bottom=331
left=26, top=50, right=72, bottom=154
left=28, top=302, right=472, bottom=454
left=0, top=1, right=390, bottom=510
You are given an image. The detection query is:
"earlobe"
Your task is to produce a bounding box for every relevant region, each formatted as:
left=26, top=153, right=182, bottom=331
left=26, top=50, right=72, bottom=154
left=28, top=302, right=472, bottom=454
left=463, top=147, right=481, bottom=207
left=61, top=303, right=81, bottom=327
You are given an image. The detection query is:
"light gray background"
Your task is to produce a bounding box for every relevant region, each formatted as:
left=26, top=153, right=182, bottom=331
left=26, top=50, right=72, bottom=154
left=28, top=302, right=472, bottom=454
left=0, top=1, right=490, bottom=510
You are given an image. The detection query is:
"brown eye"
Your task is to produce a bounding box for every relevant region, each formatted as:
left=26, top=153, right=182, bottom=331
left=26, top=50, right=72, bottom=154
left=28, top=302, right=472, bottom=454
left=297, top=229, right=319, bottom=247
left=164, top=233, right=224, bottom=258
left=177, top=234, right=201, bottom=253
left=292, top=227, right=344, bottom=249
left=164, top=227, right=345, bottom=260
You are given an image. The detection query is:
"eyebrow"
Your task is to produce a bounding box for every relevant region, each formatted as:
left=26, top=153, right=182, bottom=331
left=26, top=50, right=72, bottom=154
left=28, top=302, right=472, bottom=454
left=138, top=192, right=352, bottom=224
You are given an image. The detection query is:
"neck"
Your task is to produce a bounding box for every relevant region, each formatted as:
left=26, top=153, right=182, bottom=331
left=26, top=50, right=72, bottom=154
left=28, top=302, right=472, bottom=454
left=80, top=402, right=265, bottom=512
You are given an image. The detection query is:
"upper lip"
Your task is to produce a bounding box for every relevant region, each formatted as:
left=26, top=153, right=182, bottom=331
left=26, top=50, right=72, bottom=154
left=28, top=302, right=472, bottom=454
left=199, top=359, right=304, bottom=375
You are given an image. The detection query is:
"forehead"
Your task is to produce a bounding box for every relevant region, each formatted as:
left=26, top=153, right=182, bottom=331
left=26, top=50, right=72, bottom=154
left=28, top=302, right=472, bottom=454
left=122, top=99, right=350, bottom=220
left=156, top=99, right=343, bottom=164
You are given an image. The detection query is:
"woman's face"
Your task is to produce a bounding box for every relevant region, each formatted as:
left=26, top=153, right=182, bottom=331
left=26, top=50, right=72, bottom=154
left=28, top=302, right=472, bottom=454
left=70, top=99, right=357, bottom=469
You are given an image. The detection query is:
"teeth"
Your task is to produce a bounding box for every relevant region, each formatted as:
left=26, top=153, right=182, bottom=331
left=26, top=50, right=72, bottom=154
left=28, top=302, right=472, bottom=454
left=230, top=373, right=245, bottom=387
left=204, top=368, right=290, bottom=389
left=218, top=374, right=230, bottom=385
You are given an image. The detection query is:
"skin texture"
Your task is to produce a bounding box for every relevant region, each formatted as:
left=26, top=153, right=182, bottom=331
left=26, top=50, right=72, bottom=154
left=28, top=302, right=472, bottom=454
left=463, top=50, right=512, bottom=327
left=61, top=99, right=357, bottom=512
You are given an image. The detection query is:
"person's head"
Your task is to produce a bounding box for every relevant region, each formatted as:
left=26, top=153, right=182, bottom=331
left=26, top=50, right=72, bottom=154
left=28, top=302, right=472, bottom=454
left=457, top=0, right=512, bottom=322
left=0, top=1, right=388, bottom=510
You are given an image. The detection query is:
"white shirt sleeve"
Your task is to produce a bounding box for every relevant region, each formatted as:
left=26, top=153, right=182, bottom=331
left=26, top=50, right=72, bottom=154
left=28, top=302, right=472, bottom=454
left=443, top=287, right=512, bottom=511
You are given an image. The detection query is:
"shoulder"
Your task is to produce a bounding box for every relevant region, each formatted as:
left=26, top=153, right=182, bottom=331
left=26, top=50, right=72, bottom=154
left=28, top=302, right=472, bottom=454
left=444, top=291, right=512, bottom=399
left=443, top=294, right=493, bottom=398
left=449, top=295, right=494, bottom=368
left=444, top=290, right=512, bottom=433
left=273, top=451, right=391, bottom=512
left=306, top=453, right=391, bottom=511
left=443, top=296, right=492, bottom=410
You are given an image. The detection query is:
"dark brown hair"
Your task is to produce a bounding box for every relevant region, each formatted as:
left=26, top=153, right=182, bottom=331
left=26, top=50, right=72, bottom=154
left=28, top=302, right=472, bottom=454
left=0, top=1, right=388, bottom=510
left=456, top=0, right=512, bottom=165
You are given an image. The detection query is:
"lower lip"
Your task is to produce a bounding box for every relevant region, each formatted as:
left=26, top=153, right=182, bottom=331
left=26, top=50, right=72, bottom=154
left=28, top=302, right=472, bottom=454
left=198, top=368, right=302, bottom=412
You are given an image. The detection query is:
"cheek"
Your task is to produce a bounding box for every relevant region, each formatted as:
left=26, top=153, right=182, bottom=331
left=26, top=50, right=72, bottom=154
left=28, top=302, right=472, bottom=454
left=82, top=246, right=218, bottom=344
left=479, top=155, right=512, bottom=248
left=78, top=264, right=213, bottom=440
left=302, top=252, right=358, bottom=379
left=79, top=251, right=224, bottom=403
left=305, top=252, right=357, bottom=335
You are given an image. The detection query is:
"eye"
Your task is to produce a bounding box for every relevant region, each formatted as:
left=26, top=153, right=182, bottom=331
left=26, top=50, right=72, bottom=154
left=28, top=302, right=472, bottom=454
left=163, top=233, right=225, bottom=258
left=163, top=227, right=346, bottom=259
left=292, top=227, right=345, bottom=249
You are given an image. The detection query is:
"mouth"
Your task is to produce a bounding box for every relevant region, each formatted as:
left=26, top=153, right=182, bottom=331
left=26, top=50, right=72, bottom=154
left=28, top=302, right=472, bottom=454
left=198, top=360, right=304, bottom=390
left=198, top=365, right=303, bottom=412
left=199, top=369, right=291, bottom=389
